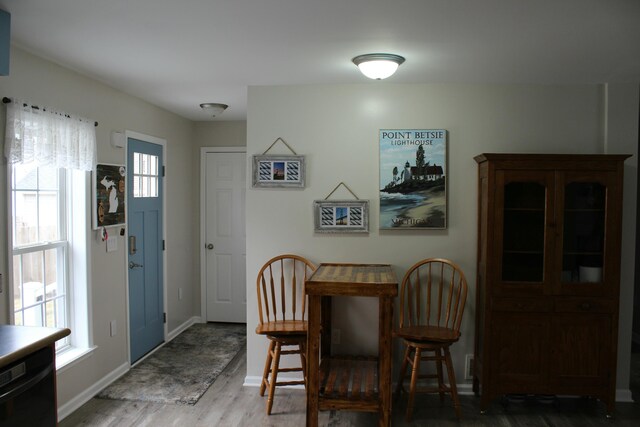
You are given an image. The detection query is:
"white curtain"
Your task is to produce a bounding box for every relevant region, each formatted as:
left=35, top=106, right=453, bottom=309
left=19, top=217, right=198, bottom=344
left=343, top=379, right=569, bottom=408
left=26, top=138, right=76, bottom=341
left=4, top=99, right=96, bottom=171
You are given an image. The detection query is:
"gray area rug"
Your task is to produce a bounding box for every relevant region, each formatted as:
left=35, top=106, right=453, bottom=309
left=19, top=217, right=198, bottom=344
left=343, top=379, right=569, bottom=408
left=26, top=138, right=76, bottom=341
left=97, top=322, right=246, bottom=405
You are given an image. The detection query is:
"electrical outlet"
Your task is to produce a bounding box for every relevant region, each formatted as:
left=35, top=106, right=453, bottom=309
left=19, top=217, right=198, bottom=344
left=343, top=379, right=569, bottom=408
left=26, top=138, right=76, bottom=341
left=465, top=354, right=474, bottom=380
left=331, top=328, right=341, bottom=345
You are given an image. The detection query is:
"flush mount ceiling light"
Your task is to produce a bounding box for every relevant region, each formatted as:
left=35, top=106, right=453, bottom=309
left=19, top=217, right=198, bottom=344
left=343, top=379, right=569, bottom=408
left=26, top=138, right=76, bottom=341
left=352, top=53, right=405, bottom=80
left=200, top=102, right=228, bottom=117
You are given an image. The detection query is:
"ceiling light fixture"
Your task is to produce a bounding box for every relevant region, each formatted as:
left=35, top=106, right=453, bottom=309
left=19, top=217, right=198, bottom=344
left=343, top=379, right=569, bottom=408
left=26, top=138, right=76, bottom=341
left=200, top=102, right=228, bottom=117
left=352, top=53, right=405, bottom=80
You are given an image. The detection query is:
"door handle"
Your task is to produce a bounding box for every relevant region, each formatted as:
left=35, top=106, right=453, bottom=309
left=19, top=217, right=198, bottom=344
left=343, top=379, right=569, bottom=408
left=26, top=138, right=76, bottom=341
left=129, top=261, right=143, bottom=269
left=206, top=243, right=214, bottom=250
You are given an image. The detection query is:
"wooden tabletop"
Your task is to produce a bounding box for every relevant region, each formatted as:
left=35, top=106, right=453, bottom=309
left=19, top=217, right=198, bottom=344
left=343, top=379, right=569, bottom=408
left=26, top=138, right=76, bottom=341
left=305, top=263, right=398, bottom=297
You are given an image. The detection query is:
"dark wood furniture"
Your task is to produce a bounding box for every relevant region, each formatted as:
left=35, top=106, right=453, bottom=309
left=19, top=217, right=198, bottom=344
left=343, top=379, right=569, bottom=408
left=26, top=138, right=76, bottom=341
left=255, top=254, right=316, bottom=415
left=395, top=258, right=469, bottom=421
left=474, top=153, right=630, bottom=415
left=305, top=263, right=398, bottom=427
left=0, top=325, right=70, bottom=426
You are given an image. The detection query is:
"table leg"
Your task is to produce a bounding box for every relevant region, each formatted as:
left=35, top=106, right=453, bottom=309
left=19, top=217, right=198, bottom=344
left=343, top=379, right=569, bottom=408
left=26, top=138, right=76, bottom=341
left=378, top=297, right=393, bottom=427
left=306, top=295, right=321, bottom=427
left=321, top=296, right=331, bottom=358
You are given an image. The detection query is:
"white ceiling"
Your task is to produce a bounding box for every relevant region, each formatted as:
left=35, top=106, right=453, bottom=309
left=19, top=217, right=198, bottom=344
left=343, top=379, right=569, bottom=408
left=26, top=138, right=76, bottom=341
left=1, top=0, right=639, bottom=121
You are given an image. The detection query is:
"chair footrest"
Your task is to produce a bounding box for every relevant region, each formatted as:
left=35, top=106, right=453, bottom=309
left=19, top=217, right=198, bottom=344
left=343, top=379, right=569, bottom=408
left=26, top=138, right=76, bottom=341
left=276, top=380, right=305, bottom=387
left=271, top=367, right=303, bottom=373
left=280, top=350, right=302, bottom=356
left=414, top=386, right=453, bottom=394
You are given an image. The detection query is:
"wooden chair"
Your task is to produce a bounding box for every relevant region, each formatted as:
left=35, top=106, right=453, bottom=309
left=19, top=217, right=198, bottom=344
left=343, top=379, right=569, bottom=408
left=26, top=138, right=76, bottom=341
left=395, top=258, right=468, bottom=421
left=255, top=254, right=316, bottom=415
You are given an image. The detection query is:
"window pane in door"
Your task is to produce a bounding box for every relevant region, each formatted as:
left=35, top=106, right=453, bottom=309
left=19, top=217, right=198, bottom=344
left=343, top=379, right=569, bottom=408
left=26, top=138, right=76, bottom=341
left=150, top=176, right=157, bottom=197
left=134, top=152, right=141, bottom=174
left=150, top=155, right=158, bottom=175
left=142, top=176, right=149, bottom=197
left=132, top=152, right=159, bottom=198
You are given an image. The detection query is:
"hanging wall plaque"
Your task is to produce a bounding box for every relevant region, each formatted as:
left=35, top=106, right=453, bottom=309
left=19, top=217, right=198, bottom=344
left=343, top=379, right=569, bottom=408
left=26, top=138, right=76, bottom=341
left=313, top=182, right=369, bottom=233
left=252, top=137, right=305, bottom=188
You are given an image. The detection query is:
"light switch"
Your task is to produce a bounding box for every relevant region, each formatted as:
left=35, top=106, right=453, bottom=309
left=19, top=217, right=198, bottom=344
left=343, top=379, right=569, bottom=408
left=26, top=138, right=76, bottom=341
left=107, top=235, right=117, bottom=252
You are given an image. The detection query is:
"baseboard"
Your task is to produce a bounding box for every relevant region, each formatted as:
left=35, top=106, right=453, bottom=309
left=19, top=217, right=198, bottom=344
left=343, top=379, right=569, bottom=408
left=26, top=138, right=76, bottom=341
left=616, top=388, right=633, bottom=402
left=244, top=375, right=305, bottom=389
left=456, top=383, right=474, bottom=395
left=57, top=362, right=129, bottom=421
left=168, top=316, right=202, bottom=341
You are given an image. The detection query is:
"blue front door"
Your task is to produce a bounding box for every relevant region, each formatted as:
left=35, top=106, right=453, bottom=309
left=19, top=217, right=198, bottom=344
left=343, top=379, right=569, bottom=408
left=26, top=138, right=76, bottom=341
left=127, top=138, right=164, bottom=363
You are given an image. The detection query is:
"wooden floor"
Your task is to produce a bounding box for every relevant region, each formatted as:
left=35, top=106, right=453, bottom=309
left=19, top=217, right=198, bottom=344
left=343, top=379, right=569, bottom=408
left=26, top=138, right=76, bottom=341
left=60, top=346, right=640, bottom=427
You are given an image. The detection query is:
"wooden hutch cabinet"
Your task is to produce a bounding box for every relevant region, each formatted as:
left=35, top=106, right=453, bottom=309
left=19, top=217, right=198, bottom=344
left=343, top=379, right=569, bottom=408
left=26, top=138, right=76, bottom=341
left=473, top=153, right=630, bottom=415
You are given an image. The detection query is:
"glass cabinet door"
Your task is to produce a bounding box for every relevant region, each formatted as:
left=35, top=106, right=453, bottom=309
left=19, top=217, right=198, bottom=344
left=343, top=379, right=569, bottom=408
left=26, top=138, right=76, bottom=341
left=495, top=171, right=554, bottom=290
left=502, top=182, right=545, bottom=281
left=558, top=173, right=611, bottom=292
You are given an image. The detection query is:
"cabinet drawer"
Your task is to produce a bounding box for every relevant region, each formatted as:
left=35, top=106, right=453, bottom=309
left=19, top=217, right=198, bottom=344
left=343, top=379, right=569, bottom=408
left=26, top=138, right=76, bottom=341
left=555, top=297, right=614, bottom=313
left=491, top=297, right=552, bottom=312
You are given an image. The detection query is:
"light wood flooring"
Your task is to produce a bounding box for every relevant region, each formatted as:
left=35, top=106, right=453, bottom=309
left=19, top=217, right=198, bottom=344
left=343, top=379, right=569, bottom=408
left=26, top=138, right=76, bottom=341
left=60, top=346, right=640, bottom=427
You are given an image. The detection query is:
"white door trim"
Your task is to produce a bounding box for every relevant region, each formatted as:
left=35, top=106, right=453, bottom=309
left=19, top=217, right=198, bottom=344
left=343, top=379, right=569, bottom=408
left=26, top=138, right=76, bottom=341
left=124, top=130, right=167, bottom=366
left=200, top=146, right=246, bottom=322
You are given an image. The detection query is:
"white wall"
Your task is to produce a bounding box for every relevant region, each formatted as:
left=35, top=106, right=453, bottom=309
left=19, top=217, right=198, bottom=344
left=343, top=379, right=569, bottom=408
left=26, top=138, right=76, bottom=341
left=605, top=83, right=639, bottom=394
left=0, top=46, right=198, bottom=409
left=245, top=83, right=638, bottom=394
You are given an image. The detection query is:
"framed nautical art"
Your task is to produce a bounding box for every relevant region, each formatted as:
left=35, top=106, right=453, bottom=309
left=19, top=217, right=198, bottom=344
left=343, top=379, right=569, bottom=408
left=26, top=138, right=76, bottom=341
left=252, top=154, right=305, bottom=188
left=313, top=200, right=369, bottom=233
left=252, top=137, right=305, bottom=188
left=379, top=129, right=447, bottom=229
left=313, top=182, right=369, bottom=233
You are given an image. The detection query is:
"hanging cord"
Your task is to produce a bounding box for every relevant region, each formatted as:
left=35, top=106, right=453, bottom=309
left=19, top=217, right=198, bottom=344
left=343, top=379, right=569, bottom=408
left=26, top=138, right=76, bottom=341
left=262, top=137, right=297, bottom=155
left=324, top=182, right=360, bottom=200
left=2, top=97, right=98, bottom=127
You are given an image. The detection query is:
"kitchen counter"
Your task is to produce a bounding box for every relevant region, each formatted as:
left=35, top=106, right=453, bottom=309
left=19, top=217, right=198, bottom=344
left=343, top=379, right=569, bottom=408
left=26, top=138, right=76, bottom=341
left=0, top=324, right=71, bottom=368
left=0, top=325, right=70, bottom=426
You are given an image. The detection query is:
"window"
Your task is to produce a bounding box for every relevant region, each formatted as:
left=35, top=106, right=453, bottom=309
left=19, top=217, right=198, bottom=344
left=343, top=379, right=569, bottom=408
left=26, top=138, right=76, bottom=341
left=5, top=98, right=95, bottom=367
left=10, top=162, right=92, bottom=363
left=11, top=163, right=68, bottom=348
left=132, top=152, right=159, bottom=198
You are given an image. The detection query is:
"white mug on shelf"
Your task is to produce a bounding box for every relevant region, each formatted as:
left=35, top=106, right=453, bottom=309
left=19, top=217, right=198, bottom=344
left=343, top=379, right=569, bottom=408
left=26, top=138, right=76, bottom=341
left=579, top=266, right=602, bottom=283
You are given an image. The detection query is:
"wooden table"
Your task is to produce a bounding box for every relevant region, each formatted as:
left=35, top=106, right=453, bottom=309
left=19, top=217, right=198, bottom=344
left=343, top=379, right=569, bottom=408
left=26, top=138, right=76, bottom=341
left=305, top=263, right=398, bottom=427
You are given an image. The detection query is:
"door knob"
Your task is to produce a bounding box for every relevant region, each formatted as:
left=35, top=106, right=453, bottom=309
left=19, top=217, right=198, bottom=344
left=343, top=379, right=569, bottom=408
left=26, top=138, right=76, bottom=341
left=206, top=243, right=214, bottom=250
left=129, top=261, right=143, bottom=269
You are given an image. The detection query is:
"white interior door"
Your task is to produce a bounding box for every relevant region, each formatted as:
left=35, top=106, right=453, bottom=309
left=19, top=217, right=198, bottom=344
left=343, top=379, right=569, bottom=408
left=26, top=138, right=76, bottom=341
left=203, top=149, right=246, bottom=323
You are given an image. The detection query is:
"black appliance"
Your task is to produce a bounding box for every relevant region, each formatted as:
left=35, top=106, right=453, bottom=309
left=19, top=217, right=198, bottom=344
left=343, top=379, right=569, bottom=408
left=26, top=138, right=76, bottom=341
left=0, top=346, right=57, bottom=426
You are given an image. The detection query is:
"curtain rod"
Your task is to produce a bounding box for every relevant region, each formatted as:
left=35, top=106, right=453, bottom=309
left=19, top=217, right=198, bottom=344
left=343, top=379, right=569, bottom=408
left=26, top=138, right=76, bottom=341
left=3, top=97, right=98, bottom=127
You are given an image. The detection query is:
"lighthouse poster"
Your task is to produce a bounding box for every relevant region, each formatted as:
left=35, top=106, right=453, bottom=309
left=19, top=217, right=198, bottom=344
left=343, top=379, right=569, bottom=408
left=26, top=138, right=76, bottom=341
left=379, top=129, right=447, bottom=229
